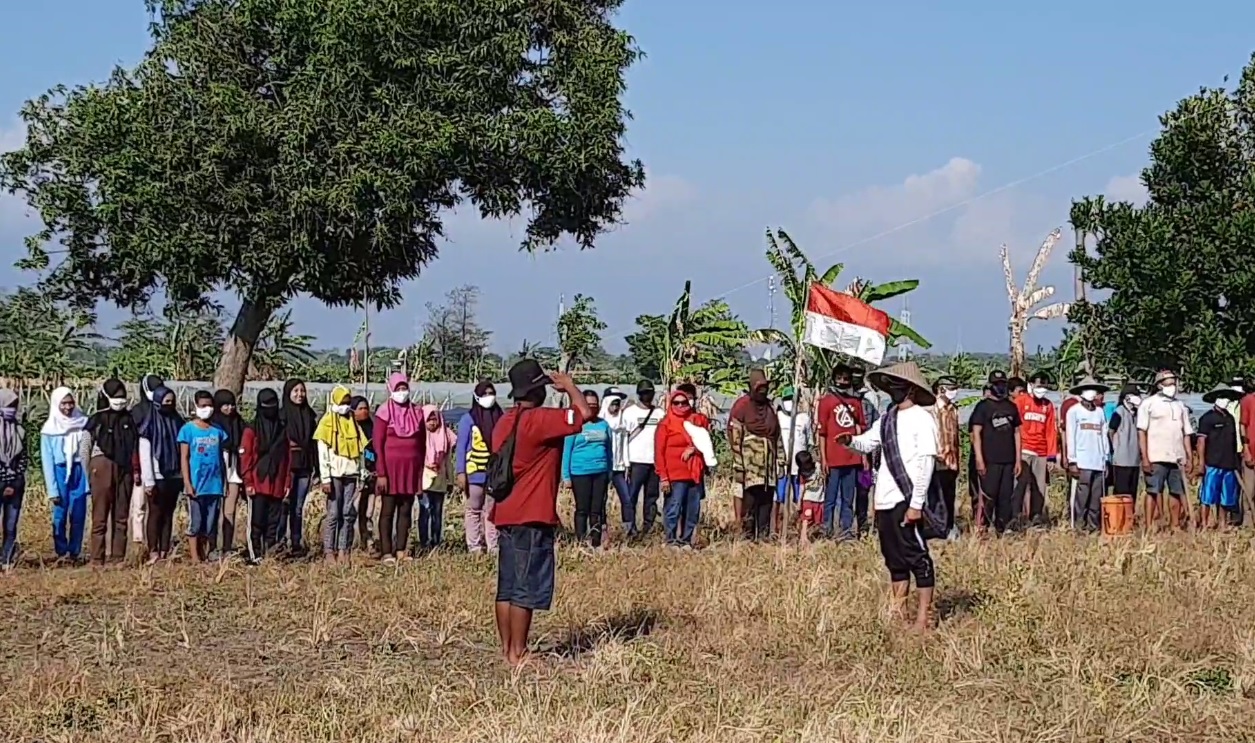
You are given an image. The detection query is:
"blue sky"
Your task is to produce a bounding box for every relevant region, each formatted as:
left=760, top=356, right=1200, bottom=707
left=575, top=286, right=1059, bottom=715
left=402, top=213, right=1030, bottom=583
left=1, top=1, right=1252, bottom=355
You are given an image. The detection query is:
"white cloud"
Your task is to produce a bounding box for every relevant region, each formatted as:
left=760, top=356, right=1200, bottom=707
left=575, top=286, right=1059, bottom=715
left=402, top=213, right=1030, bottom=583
left=809, top=157, right=982, bottom=235
left=1104, top=173, right=1148, bottom=207
left=621, top=170, right=696, bottom=224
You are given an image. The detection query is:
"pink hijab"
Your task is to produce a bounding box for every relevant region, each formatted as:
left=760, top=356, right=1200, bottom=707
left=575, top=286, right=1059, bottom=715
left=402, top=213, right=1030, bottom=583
left=422, top=404, right=454, bottom=468
left=376, top=372, right=423, bottom=437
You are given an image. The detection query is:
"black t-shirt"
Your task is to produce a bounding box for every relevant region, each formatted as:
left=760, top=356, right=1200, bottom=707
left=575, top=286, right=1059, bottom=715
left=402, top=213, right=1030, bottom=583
left=1198, top=409, right=1239, bottom=470
left=969, top=398, right=1022, bottom=465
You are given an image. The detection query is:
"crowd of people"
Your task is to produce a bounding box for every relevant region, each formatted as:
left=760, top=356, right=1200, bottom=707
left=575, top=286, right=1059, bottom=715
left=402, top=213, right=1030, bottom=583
left=1, top=356, right=1247, bottom=658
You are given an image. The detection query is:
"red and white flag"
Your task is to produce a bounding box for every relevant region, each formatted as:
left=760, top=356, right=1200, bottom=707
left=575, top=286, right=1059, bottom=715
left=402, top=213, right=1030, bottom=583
left=801, top=283, right=891, bottom=366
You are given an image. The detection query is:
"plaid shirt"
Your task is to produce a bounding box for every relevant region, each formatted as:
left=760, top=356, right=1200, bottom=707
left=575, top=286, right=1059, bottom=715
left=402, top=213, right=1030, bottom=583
left=931, top=400, right=960, bottom=471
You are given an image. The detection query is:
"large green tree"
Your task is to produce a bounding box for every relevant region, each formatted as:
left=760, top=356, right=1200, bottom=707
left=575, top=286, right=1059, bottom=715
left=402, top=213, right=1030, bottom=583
left=0, top=0, right=645, bottom=394
left=1069, top=55, right=1255, bottom=390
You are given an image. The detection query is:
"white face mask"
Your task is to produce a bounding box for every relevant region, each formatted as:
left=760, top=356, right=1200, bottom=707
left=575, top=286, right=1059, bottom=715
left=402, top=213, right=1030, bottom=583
left=1160, top=385, right=1177, bottom=399
left=780, top=400, right=794, bottom=413
left=475, top=394, right=496, bottom=409
left=390, top=390, right=409, bottom=404
left=331, top=403, right=349, bottom=416
left=1126, top=395, right=1142, bottom=408
left=1234, top=385, right=1245, bottom=393
left=108, top=397, right=127, bottom=411
left=1080, top=390, right=1098, bottom=402
left=943, top=389, right=958, bottom=402
left=1032, top=386, right=1048, bottom=399
left=195, top=406, right=213, bottom=420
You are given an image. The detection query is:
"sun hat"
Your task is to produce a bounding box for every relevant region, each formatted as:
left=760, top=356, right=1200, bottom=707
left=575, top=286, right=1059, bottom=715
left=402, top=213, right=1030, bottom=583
left=1203, top=383, right=1243, bottom=404
left=866, top=361, right=936, bottom=407
left=1068, top=376, right=1109, bottom=396
left=507, top=358, right=553, bottom=400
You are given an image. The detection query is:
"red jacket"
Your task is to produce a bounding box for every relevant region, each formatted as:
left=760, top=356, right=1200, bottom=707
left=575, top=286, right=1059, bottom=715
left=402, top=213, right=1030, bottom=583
left=1015, top=393, right=1058, bottom=458
left=655, top=416, right=705, bottom=485
left=241, top=427, right=292, bottom=499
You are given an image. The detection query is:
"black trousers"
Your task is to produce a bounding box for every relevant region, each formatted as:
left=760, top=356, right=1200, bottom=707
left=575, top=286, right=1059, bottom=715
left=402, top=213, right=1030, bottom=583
left=875, top=501, right=935, bottom=588
left=571, top=472, right=609, bottom=547
left=145, top=479, right=181, bottom=554
left=741, top=484, right=773, bottom=541
left=627, top=463, right=660, bottom=534
left=250, top=496, right=284, bottom=556
left=379, top=494, right=415, bottom=556
left=979, top=462, right=1017, bottom=533
left=932, top=469, right=958, bottom=533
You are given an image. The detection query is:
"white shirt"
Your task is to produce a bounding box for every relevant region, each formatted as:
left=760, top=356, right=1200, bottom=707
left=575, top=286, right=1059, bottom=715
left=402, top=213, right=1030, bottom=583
left=847, top=405, right=938, bottom=510
left=1135, top=393, right=1193, bottom=464
left=777, top=409, right=813, bottom=475
left=620, top=403, right=665, bottom=465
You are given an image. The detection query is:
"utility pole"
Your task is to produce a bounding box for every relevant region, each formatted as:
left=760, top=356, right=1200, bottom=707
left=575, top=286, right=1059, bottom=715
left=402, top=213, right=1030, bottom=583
left=897, top=300, right=912, bottom=363
left=1074, top=225, right=1093, bottom=378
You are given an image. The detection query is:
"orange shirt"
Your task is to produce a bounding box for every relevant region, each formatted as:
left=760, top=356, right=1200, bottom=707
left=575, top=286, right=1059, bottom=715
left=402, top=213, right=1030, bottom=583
left=1015, top=393, right=1058, bottom=458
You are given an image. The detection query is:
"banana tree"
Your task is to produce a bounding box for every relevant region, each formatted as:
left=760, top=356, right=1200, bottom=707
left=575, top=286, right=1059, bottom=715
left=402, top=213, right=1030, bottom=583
left=1002, top=229, right=1070, bottom=378
left=753, top=228, right=930, bottom=389
left=625, top=281, right=750, bottom=396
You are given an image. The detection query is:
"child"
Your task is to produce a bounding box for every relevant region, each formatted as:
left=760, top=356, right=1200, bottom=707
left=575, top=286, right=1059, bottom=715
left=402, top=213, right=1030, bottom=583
left=1196, top=384, right=1243, bottom=529
left=314, top=385, right=366, bottom=563
left=178, top=390, right=230, bottom=563
left=797, top=451, right=825, bottom=544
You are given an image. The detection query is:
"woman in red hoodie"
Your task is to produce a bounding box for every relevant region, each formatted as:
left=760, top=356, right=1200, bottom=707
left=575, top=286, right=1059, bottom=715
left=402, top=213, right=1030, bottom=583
left=656, top=390, right=706, bottom=548
left=240, top=389, right=291, bottom=561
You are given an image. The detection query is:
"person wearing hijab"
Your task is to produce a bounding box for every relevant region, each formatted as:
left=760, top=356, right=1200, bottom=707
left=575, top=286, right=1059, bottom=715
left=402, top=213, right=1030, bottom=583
left=375, top=373, right=426, bottom=563
left=599, top=387, right=630, bottom=528
left=210, top=389, right=246, bottom=558
left=129, top=373, right=165, bottom=545
left=40, top=387, right=90, bottom=561
left=727, top=369, right=783, bottom=541
left=241, top=389, right=290, bottom=560
left=315, top=385, right=366, bottom=563
left=84, top=379, right=138, bottom=565
left=456, top=380, right=501, bottom=554
left=0, top=389, right=28, bottom=570
left=349, top=396, right=378, bottom=553
left=138, top=385, right=185, bottom=564
left=418, top=404, right=455, bottom=550
left=278, top=378, right=317, bottom=555
left=655, top=390, right=710, bottom=548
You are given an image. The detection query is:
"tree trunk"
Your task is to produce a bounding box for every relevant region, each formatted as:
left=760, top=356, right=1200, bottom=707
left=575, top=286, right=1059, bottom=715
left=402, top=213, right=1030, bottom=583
left=1009, top=315, right=1025, bottom=379
left=213, top=299, right=275, bottom=396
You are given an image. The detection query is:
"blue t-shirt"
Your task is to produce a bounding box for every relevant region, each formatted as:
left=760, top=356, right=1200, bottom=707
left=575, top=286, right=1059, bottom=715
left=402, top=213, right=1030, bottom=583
left=177, top=422, right=229, bottom=497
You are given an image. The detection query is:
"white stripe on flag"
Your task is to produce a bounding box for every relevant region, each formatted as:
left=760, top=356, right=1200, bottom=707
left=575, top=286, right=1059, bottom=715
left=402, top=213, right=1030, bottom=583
left=802, top=310, right=887, bottom=366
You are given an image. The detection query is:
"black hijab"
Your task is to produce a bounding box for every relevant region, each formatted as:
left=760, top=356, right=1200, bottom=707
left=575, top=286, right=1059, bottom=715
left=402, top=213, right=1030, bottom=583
left=87, top=378, right=137, bottom=467
left=139, top=385, right=184, bottom=477
left=349, top=395, right=374, bottom=442
left=279, top=378, right=316, bottom=471
left=131, top=373, right=165, bottom=426
left=252, top=388, right=287, bottom=480
left=469, top=380, right=503, bottom=447
left=211, top=389, right=244, bottom=454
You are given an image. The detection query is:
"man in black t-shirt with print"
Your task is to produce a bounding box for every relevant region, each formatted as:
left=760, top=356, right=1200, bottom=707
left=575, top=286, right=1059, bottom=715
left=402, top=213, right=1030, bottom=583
left=969, top=370, right=1023, bottom=534
left=1196, top=385, right=1243, bottom=530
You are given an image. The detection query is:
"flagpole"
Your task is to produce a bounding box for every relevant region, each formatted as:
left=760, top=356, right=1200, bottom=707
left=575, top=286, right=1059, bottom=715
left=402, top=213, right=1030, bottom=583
left=779, top=312, right=807, bottom=546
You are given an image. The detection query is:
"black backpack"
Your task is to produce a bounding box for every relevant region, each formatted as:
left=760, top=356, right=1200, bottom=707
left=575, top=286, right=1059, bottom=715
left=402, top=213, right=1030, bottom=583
left=485, top=409, right=525, bottom=502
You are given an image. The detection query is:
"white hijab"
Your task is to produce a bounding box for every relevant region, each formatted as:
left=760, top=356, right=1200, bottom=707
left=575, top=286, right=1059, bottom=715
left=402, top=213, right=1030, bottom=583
left=41, top=387, right=88, bottom=483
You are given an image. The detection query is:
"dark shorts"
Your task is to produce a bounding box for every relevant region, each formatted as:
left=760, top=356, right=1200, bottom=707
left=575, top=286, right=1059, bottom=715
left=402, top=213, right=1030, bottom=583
left=495, top=524, right=556, bottom=611
left=1110, top=465, right=1141, bottom=497
left=1147, top=463, right=1185, bottom=497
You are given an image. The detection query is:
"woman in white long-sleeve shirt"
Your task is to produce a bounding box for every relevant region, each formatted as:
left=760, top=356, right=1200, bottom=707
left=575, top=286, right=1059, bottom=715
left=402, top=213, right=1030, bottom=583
left=838, top=362, right=938, bottom=633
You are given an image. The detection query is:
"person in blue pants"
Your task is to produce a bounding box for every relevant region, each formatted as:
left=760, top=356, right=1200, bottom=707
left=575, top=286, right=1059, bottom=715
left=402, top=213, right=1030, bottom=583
left=41, top=387, right=90, bottom=561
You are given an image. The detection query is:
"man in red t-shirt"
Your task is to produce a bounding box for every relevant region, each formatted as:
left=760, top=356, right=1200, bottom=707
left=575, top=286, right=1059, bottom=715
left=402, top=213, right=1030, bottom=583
left=815, top=364, right=868, bottom=539
left=1015, top=372, right=1058, bottom=526
left=490, top=359, right=592, bottom=667
left=1240, top=375, right=1255, bottom=526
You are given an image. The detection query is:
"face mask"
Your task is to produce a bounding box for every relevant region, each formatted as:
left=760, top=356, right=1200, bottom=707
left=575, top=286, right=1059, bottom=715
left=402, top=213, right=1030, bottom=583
left=943, top=389, right=958, bottom=402
left=475, top=394, right=496, bottom=409
left=390, top=390, right=409, bottom=404
left=887, top=384, right=911, bottom=405
left=991, top=383, right=1008, bottom=398
left=780, top=400, right=794, bottom=414
left=1080, top=390, right=1098, bottom=402
left=108, top=397, right=127, bottom=411
left=1160, top=385, right=1177, bottom=399
left=195, top=406, right=213, bottom=420
left=331, top=403, right=349, bottom=415
left=0, top=409, right=15, bottom=422
left=1032, top=387, right=1047, bottom=399
left=1126, top=395, right=1141, bottom=408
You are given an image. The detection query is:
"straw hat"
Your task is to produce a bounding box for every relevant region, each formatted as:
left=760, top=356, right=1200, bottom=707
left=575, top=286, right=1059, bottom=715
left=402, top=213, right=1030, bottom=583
left=866, top=361, right=936, bottom=406
left=1068, top=375, right=1109, bottom=395
left=1202, top=383, right=1243, bottom=404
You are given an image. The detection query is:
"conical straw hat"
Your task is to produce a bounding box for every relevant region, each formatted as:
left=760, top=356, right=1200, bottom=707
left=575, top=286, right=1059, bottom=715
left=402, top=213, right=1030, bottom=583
left=1068, top=375, right=1109, bottom=395
left=866, top=361, right=936, bottom=406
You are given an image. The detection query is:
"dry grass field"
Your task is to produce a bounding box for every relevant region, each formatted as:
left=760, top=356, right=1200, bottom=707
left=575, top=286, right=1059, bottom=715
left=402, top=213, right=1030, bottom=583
left=4, top=479, right=1255, bottom=742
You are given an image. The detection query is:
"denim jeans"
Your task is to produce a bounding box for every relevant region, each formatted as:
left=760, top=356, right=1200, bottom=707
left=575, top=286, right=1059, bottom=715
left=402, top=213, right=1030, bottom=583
left=186, top=495, right=222, bottom=539
left=323, top=478, right=359, bottom=553
left=278, top=472, right=312, bottom=549
left=823, top=465, right=860, bottom=538
left=418, top=490, right=445, bottom=548
left=663, top=480, right=701, bottom=546
left=1, top=484, right=23, bottom=566
left=611, top=471, right=630, bottom=527
left=50, top=463, right=88, bottom=558
left=625, top=463, right=660, bottom=536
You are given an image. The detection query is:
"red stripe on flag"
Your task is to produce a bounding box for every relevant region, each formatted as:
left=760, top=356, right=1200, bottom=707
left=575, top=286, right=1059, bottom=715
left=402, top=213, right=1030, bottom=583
left=806, top=284, right=891, bottom=336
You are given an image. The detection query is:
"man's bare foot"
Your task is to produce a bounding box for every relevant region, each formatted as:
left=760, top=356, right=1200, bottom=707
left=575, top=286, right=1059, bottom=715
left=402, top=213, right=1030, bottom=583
left=145, top=555, right=160, bottom=567
left=506, top=650, right=532, bottom=668
left=325, top=552, right=337, bottom=564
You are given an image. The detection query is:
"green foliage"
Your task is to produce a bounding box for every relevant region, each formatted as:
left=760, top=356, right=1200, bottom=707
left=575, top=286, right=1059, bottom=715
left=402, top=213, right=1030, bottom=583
left=624, top=281, right=750, bottom=395
left=0, top=0, right=646, bottom=391
left=755, top=228, right=930, bottom=389
left=556, top=294, right=607, bottom=374
left=1069, top=54, right=1255, bottom=391
left=0, top=290, right=99, bottom=383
